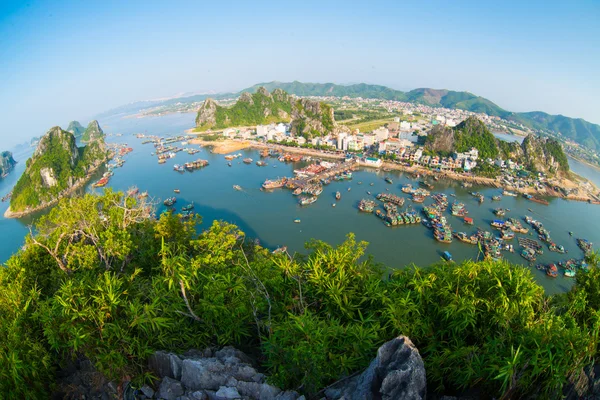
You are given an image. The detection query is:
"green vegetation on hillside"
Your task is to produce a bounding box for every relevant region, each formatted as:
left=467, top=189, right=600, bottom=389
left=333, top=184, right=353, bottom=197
left=242, top=82, right=600, bottom=151
left=1, top=191, right=599, bottom=398
left=453, top=117, right=499, bottom=159
left=81, top=120, right=105, bottom=143
left=196, top=89, right=292, bottom=131
left=66, top=121, right=85, bottom=137
left=244, top=81, right=408, bottom=101
left=545, top=139, right=570, bottom=172
left=10, top=127, right=106, bottom=211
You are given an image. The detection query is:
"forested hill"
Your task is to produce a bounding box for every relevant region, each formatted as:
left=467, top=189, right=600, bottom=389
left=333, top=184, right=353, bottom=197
left=240, top=81, right=600, bottom=150
left=98, top=81, right=600, bottom=151
left=425, top=117, right=570, bottom=176
left=10, top=126, right=107, bottom=212
left=195, top=87, right=292, bottom=131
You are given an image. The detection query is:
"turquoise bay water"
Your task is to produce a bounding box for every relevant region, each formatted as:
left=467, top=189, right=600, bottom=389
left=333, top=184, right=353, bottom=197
left=1, top=114, right=599, bottom=295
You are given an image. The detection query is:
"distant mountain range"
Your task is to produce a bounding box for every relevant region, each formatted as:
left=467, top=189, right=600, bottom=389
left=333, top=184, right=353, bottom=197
left=97, top=81, right=600, bottom=151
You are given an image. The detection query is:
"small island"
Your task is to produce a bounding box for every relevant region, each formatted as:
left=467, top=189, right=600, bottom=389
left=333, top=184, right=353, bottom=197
left=5, top=124, right=108, bottom=218
left=66, top=120, right=85, bottom=138
left=0, top=151, right=17, bottom=179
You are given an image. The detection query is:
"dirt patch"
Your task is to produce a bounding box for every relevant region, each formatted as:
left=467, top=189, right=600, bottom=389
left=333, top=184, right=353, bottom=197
left=189, top=139, right=253, bottom=154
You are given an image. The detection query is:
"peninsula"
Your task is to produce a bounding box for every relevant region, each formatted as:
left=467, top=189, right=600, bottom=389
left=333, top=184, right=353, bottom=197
left=5, top=125, right=108, bottom=218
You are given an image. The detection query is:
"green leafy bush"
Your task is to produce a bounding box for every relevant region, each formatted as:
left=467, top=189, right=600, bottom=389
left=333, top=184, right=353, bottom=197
left=0, top=191, right=598, bottom=398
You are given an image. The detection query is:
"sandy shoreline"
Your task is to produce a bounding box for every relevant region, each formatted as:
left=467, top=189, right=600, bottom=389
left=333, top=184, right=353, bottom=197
left=4, top=160, right=107, bottom=219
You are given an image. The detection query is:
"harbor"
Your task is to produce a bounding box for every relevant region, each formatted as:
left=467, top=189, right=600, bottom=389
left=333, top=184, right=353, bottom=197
left=0, top=112, right=599, bottom=296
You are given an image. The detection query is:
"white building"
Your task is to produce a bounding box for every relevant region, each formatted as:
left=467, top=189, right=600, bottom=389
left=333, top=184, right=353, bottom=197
left=293, top=137, right=306, bottom=146
left=223, top=128, right=237, bottom=138
left=362, top=134, right=376, bottom=147
left=411, top=148, right=423, bottom=162
left=373, top=127, right=389, bottom=142
left=337, top=132, right=348, bottom=150
left=464, top=159, right=477, bottom=171
left=256, top=125, right=268, bottom=137
left=275, top=123, right=287, bottom=135
left=400, top=121, right=412, bottom=131
left=362, top=157, right=383, bottom=167
left=454, top=147, right=479, bottom=162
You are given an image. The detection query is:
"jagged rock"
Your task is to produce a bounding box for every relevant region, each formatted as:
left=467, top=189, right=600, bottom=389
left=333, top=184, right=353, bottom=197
left=67, top=120, right=85, bottom=137
left=81, top=120, right=105, bottom=143
left=181, top=359, right=228, bottom=391
left=290, top=98, right=337, bottom=138
left=214, top=346, right=252, bottom=365
left=150, top=351, right=184, bottom=380
left=147, top=348, right=301, bottom=400
left=239, top=92, right=255, bottom=104
left=326, top=336, right=426, bottom=400
left=159, top=377, right=185, bottom=400
left=235, top=381, right=280, bottom=399
left=40, top=167, right=58, bottom=187
left=189, top=391, right=208, bottom=400
left=215, top=386, right=241, bottom=399
left=140, top=384, right=155, bottom=398
left=0, top=151, right=17, bottom=178
left=195, top=98, right=219, bottom=127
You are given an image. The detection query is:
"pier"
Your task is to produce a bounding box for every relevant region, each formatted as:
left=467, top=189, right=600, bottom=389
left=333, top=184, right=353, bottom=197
left=286, top=161, right=357, bottom=189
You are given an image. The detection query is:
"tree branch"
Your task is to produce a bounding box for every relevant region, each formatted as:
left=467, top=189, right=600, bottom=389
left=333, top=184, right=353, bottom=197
left=179, top=279, right=203, bottom=322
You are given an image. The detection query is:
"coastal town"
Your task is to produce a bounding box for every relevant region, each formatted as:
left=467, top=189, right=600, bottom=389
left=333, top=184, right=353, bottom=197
left=189, top=113, right=600, bottom=204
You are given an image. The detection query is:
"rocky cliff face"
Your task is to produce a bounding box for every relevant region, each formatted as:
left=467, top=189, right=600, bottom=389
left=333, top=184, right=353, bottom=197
left=81, top=120, right=105, bottom=143
left=195, top=87, right=292, bottom=131
left=520, top=135, right=569, bottom=175
left=10, top=126, right=107, bottom=212
left=289, top=98, right=349, bottom=139
left=67, top=121, right=85, bottom=138
left=195, top=98, right=219, bottom=128
left=0, top=151, right=16, bottom=178
left=424, top=125, right=455, bottom=154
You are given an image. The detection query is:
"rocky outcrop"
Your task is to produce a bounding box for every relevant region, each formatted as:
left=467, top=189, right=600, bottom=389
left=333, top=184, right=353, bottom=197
left=0, top=151, right=16, bottom=178
left=8, top=126, right=107, bottom=214
left=53, top=355, right=122, bottom=400
left=145, top=347, right=303, bottom=400
left=425, top=125, right=455, bottom=154
left=425, top=117, right=569, bottom=176
left=195, top=87, right=292, bottom=131
left=290, top=98, right=347, bottom=139
left=325, top=336, right=427, bottom=400
left=67, top=120, right=85, bottom=138
left=195, top=99, right=219, bottom=127
left=520, top=135, right=569, bottom=176
left=81, top=120, right=105, bottom=143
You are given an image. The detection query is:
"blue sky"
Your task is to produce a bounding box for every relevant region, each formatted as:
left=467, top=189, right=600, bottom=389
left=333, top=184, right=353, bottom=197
left=0, top=0, right=598, bottom=147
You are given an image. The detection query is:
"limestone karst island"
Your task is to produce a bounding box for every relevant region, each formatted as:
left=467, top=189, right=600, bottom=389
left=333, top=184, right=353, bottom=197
left=1, top=2, right=600, bottom=400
